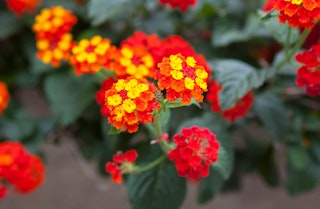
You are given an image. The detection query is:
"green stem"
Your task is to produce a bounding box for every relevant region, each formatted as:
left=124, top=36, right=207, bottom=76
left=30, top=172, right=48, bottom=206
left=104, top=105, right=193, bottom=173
left=134, top=155, right=166, bottom=173
left=154, top=112, right=162, bottom=139
left=275, top=29, right=311, bottom=71
left=284, top=27, right=291, bottom=58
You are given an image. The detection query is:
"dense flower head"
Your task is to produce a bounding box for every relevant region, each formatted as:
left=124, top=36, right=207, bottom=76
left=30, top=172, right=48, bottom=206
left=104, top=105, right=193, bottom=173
left=159, top=0, right=197, bottom=12
left=103, top=77, right=160, bottom=133
left=112, top=44, right=156, bottom=79
left=295, top=43, right=320, bottom=96
left=105, top=149, right=138, bottom=184
left=207, top=81, right=254, bottom=123
left=168, top=126, right=220, bottom=181
left=32, top=6, right=77, bottom=40
left=157, top=54, right=208, bottom=104
left=70, top=36, right=116, bottom=75
left=5, top=0, right=41, bottom=16
left=159, top=35, right=212, bottom=81
left=0, top=141, right=45, bottom=197
left=274, top=0, right=320, bottom=29
left=36, top=33, right=74, bottom=67
left=0, top=82, right=10, bottom=115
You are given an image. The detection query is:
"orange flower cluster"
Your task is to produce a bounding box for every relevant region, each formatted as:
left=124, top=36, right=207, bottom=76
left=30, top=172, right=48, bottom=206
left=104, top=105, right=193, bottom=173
left=70, top=36, right=117, bottom=75
left=0, top=82, right=10, bottom=115
left=102, top=77, right=160, bottom=133
left=32, top=6, right=77, bottom=67
left=5, top=0, right=41, bottom=16
left=157, top=54, right=208, bottom=104
left=275, top=0, right=320, bottom=29
left=0, top=141, right=45, bottom=199
left=207, top=81, right=254, bottom=123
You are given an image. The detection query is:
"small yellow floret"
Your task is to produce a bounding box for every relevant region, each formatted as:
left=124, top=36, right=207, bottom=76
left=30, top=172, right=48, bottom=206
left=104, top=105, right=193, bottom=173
left=184, top=77, right=195, bottom=90
left=186, top=57, right=196, bottom=67
left=107, top=94, right=122, bottom=106
left=122, top=99, right=136, bottom=113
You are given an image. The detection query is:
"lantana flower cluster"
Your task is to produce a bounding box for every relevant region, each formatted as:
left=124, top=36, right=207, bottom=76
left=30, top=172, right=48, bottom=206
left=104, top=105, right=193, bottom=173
left=70, top=36, right=116, bottom=75
left=105, top=149, right=138, bottom=184
left=5, top=0, right=41, bottom=16
left=159, top=0, right=197, bottom=12
left=93, top=32, right=211, bottom=133
left=157, top=54, right=209, bottom=104
left=295, top=43, right=320, bottom=96
left=207, top=81, right=254, bottom=123
left=0, top=81, right=10, bottom=115
left=0, top=141, right=45, bottom=199
left=168, top=126, right=220, bottom=181
left=103, top=77, right=160, bottom=133
left=274, top=0, right=320, bottom=29
left=32, top=6, right=77, bottom=67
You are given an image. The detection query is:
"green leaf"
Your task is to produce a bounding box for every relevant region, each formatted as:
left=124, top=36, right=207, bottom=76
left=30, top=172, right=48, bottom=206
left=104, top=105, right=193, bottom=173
left=211, top=143, right=233, bottom=179
left=253, top=93, right=289, bottom=143
left=0, top=109, right=35, bottom=140
left=212, top=14, right=264, bottom=47
left=127, top=160, right=186, bottom=209
left=197, top=167, right=225, bottom=204
left=108, top=126, right=122, bottom=135
left=262, top=16, right=299, bottom=45
left=211, top=59, right=275, bottom=110
left=287, top=144, right=309, bottom=170
left=286, top=165, right=318, bottom=195
left=0, top=12, right=21, bottom=40
left=88, top=0, right=142, bottom=26
left=44, top=71, right=97, bottom=126
left=166, top=98, right=201, bottom=109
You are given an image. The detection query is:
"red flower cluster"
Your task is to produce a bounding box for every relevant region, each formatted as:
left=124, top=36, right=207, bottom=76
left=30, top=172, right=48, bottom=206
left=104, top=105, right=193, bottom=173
left=274, top=0, right=320, bottom=29
left=157, top=54, right=208, bottom=104
left=0, top=141, right=45, bottom=199
left=295, top=43, right=320, bottom=96
left=101, top=77, right=160, bottom=133
left=159, top=0, right=197, bottom=12
left=207, top=81, right=254, bottom=123
left=96, top=77, right=116, bottom=116
left=0, top=81, right=10, bottom=115
left=70, top=36, right=117, bottom=75
left=5, top=0, right=41, bottom=16
left=32, top=6, right=77, bottom=67
left=105, top=149, right=138, bottom=184
left=168, top=126, right=220, bottom=181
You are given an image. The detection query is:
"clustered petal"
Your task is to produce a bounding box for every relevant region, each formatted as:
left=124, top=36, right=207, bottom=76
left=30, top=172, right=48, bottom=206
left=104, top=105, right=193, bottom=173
left=0, top=141, right=45, bottom=199
left=295, top=43, right=320, bottom=96
left=207, top=81, right=254, bottom=123
left=275, top=0, right=320, bottom=29
left=158, top=0, right=197, bottom=12
left=168, top=126, right=220, bottom=181
left=0, top=81, right=10, bottom=115
left=157, top=54, right=208, bottom=104
left=5, top=0, right=41, bottom=16
left=101, top=77, right=160, bottom=133
left=32, top=6, right=77, bottom=67
left=113, top=44, right=156, bottom=79
left=105, top=149, right=138, bottom=184
left=70, top=36, right=116, bottom=75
